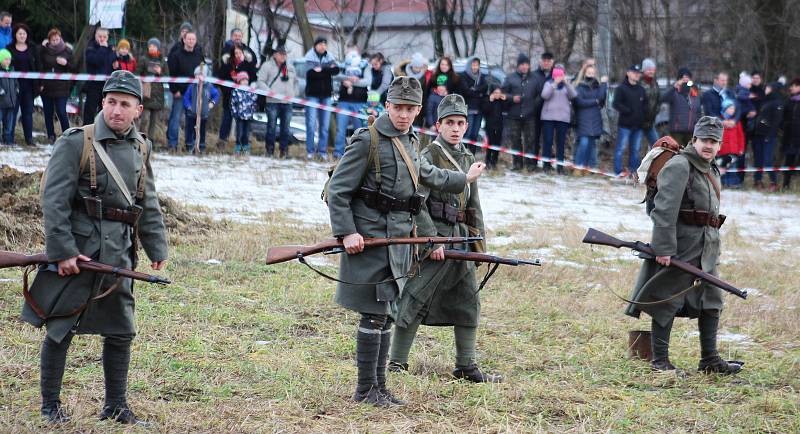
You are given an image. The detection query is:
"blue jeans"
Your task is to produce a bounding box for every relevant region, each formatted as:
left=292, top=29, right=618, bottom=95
left=42, top=96, right=70, bottom=139
left=235, top=119, right=250, bottom=153
left=266, top=103, right=292, bottom=154
left=14, top=79, right=35, bottom=144
left=574, top=135, right=598, bottom=168
left=466, top=113, right=483, bottom=153
left=645, top=126, right=659, bottom=146
left=167, top=93, right=184, bottom=149
left=219, top=104, right=234, bottom=141
left=541, top=120, right=569, bottom=169
left=614, top=127, right=643, bottom=175
left=334, top=101, right=365, bottom=158
left=752, top=135, right=778, bottom=183
left=1, top=107, right=14, bottom=143
left=304, top=97, right=332, bottom=156
left=184, top=114, right=207, bottom=152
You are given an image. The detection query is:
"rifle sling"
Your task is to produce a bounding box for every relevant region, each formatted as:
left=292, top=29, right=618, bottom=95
left=23, top=265, right=122, bottom=321
left=609, top=278, right=702, bottom=306
left=297, top=254, right=424, bottom=286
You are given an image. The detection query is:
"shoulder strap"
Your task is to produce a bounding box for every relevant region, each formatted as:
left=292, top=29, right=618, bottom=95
left=134, top=133, right=149, bottom=201
left=391, top=136, right=419, bottom=190
left=705, top=171, right=721, bottom=201
left=367, top=124, right=381, bottom=190
left=92, top=139, right=135, bottom=206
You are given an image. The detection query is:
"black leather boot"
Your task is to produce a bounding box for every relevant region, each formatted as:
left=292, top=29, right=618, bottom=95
left=452, top=364, right=503, bottom=383
left=41, top=401, right=70, bottom=424
left=352, top=385, right=390, bottom=407
left=99, top=404, right=150, bottom=426
left=387, top=361, right=408, bottom=373
left=698, top=356, right=744, bottom=375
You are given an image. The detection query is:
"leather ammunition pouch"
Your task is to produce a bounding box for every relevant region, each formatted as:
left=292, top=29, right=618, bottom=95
left=679, top=209, right=726, bottom=229
left=358, top=187, right=424, bottom=215
left=429, top=199, right=477, bottom=226
left=82, top=196, right=143, bottom=226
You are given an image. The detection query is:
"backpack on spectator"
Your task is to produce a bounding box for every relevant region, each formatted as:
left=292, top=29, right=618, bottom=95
left=636, top=135, right=681, bottom=214
left=321, top=115, right=379, bottom=204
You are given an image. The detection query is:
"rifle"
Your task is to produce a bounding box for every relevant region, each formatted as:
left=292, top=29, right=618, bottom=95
left=265, top=236, right=483, bottom=265
left=582, top=228, right=747, bottom=299
left=441, top=250, right=542, bottom=267
left=0, top=251, right=171, bottom=285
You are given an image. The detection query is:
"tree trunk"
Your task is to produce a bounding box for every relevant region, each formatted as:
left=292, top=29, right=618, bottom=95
left=293, top=0, right=314, bottom=52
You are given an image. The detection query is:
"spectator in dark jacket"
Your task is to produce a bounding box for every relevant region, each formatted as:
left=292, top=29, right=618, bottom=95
left=701, top=72, right=734, bottom=121
left=0, top=48, right=17, bottom=145
left=612, top=64, right=648, bottom=176
left=168, top=22, right=198, bottom=59
left=217, top=27, right=258, bottom=148
left=749, top=70, right=766, bottom=113
left=216, top=44, right=257, bottom=149
left=501, top=53, right=542, bottom=171
left=663, top=67, right=702, bottom=145
left=573, top=65, right=607, bottom=171
left=166, top=30, right=203, bottom=151
left=136, top=37, right=167, bottom=142
left=531, top=52, right=553, bottom=162
left=751, top=82, right=785, bottom=191
left=782, top=78, right=800, bottom=189
left=83, top=27, right=115, bottom=125
left=334, top=50, right=367, bottom=159
left=7, top=23, right=40, bottom=145
left=425, top=74, right=448, bottom=128
left=641, top=57, right=661, bottom=145
left=423, top=56, right=460, bottom=130
left=483, top=85, right=506, bottom=169
left=40, top=28, right=74, bottom=143
left=303, top=36, right=339, bottom=160
left=459, top=56, right=489, bottom=153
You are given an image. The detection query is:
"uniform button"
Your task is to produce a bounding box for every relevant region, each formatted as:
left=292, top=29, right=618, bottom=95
left=104, top=235, right=109, bottom=240
left=391, top=216, right=396, bottom=221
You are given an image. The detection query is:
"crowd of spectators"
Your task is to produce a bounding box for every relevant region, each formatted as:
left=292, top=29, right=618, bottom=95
left=0, top=10, right=798, bottom=190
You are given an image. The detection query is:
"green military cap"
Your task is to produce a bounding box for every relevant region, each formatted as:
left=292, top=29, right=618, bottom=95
left=102, top=70, right=143, bottom=101
left=693, top=116, right=724, bottom=142
left=387, top=76, right=423, bottom=106
left=437, top=94, right=468, bottom=121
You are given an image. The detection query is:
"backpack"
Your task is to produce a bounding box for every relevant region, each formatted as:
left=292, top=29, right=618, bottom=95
left=321, top=116, right=380, bottom=204
left=636, top=135, right=681, bottom=214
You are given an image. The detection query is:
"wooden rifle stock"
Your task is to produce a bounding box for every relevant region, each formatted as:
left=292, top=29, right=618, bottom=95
left=265, top=236, right=483, bottom=265
left=0, top=251, right=171, bottom=285
left=582, top=228, right=747, bottom=300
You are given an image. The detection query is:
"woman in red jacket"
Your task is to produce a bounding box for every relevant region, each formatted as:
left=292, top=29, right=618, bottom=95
left=718, top=99, right=745, bottom=187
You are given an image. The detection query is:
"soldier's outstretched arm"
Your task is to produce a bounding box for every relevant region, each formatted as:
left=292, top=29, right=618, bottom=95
left=328, top=131, right=371, bottom=238
left=418, top=155, right=468, bottom=193
left=650, top=157, right=690, bottom=257
left=136, top=144, right=169, bottom=266
left=42, top=133, right=83, bottom=262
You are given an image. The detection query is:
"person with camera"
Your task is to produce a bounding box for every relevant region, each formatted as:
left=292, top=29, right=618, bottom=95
left=663, top=67, right=702, bottom=145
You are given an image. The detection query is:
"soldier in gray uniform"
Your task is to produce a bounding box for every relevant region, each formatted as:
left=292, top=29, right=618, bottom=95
left=389, top=94, right=501, bottom=383
left=627, top=116, right=742, bottom=375
left=327, top=77, right=486, bottom=406
left=22, top=70, right=169, bottom=424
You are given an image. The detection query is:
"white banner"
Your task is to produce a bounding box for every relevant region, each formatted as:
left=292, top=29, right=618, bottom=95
left=89, top=0, right=126, bottom=29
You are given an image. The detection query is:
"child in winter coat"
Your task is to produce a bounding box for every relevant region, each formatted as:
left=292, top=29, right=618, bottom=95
left=112, top=39, right=137, bottom=72
left=717, top=98, right=745, bottom=187
left=183, top=64, right=220, bottom=153
left=425, top=74, right=448, bottom=127
left=0, top=48, right=18, bottom=145
left=483, top=86, right=506, bottom=169
left=361, top=90, right=384, bottom=119
left=231, top=71, right=258, bottom=155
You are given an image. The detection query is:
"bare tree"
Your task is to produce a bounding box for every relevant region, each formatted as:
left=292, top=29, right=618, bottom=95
left=309, top=0, right=380, bottom=59
left=293, top=0, right=314, bottom=51
left=426, top=0, right=492, bottom=58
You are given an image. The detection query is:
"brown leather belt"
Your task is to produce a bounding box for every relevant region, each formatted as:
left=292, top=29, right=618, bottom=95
left=679, top=209, right=726, bottom=229
left=429, top=200, right=477, bottom=226
left=357, top=187, right=423, bottom=215
left=79, top=198, right=142, bottom=226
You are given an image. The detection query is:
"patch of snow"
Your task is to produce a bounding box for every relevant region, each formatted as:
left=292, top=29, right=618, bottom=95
left=550, top=259, right=588, bottom=269
left=254, top=340, right=271, bottom=346
left=302, top=255, right=336, bottom=267
left=0, top=278, right=18, bottom=283
left=205, top=259, right=222, bottom=265
left=687, top=331, right=753, bottom=345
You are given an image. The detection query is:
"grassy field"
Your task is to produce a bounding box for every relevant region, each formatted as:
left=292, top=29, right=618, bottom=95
left=0, top=209, right=798, bottom=433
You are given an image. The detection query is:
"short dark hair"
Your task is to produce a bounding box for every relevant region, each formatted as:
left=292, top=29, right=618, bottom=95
left=791, top=77, right=800, bottom=88
left=12, top=23, right=31, bottom=41
left=0, top=11, right=11, bottom=21
left=231, top=28, right=243, bottom=36
left=369, top=52, right=384, bottom=63
left=751, top=70, right=763, bottom=77
left=541, top=52, right=554, bottom=60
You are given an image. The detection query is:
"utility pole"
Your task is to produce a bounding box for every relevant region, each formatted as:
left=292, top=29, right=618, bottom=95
left=596, top=0, right=612, bottom=79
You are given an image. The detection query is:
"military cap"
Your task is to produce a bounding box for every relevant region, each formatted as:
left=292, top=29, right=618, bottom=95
left=102, top=70, right=143, bottom=101
left=387, top=76, right=423, bottom=106
left=437, top=94, right=468, bottom=121
left=693, top=116, right=724, bottom=142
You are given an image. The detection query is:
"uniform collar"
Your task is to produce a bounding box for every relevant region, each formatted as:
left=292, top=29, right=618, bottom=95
left=434, top=135, right=465, bottom=154
left=681, top=144, right=713, bottom=173
left=93, top=112, right=139, bottom=142
left=374, top=113, right=415, bottom=138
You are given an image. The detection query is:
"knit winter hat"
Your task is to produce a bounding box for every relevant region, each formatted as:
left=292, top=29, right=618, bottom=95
left=117, top=39, right=131, bottom=51
left=739, top=72, right=752, bottom=88
left=517, top=53, right=530, bottom=66
left=0, top=49, right=11, bottom=64
left=313, top=36, right=327, bottom=46
left=194, top=64, right=209, bottom=77
left=147, top=37, right=161, bottom=50
left=552, top=65, right=565, bottom=79
left=410, top=52, right=426, bottom=69
left=180, top=22, right=193, bottom=33
left=641, top=58, right=656, bottom=71
left=436, top=74, right=448, bottom=86
left=677, top=67, right=692, bottom=80
left=721, top=98, right=736, bottom=113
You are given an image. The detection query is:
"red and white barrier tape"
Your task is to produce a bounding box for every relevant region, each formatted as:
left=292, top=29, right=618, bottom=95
left=2, top=71, right=796, bottom=178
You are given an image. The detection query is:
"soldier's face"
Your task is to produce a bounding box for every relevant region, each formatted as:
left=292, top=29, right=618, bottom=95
left=692, top=137, right=721, bottom=161
left=102, top=93, right=144, bottom=133
left=436, top=115, right=468, bottom=145
left=386, top=103, right=421, bottom=133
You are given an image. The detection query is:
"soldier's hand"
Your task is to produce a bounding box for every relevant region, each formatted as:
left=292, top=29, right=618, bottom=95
left=151, top=261, right=167, bottom=271
left=430, top=246, right=445, bottom=261
left=343, top=233, right=365, bottom=254
left=656, top=256, right=671, bottom=266
left=57, top=254, right=91, bottom=277
left=466, top=162, right=486, bottom=183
